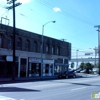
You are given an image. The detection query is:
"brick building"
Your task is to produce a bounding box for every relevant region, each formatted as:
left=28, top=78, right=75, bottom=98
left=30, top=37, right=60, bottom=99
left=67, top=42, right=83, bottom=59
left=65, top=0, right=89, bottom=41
left=0, top=24, right=71, bottom=78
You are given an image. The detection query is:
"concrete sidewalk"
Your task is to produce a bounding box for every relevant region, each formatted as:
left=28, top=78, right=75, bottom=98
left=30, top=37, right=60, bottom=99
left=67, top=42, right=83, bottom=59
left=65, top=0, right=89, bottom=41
left=0, top=76, right=58, bottom=84
left=76, top=73, right=99, bottom=77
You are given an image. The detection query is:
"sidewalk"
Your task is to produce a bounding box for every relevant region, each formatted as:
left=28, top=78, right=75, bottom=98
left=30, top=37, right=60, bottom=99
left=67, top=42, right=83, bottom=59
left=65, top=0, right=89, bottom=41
left=76, top=73, right=99, bottom=77
left=0, top=76, right=58, bottom=84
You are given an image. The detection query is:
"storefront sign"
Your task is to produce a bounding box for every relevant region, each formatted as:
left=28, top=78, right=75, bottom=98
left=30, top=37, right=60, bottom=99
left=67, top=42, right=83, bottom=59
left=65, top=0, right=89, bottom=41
left=29, top=57, right=41, bottom=63
left=43, top=60, right=54, bottom=64
left=6, top=56, right=13, bottom=61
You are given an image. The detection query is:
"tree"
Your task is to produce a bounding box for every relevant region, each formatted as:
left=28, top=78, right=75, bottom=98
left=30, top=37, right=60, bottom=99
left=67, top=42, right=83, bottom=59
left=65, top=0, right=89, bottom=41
left=79, top=62, right=85, bottom=70
left=79, top=62, right=93, bottom=74
left=85, top=63, right=93, bottom=74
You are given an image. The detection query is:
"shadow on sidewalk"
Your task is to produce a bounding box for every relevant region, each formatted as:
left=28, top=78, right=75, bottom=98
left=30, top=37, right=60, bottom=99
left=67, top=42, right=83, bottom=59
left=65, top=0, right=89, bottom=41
left=0, top=86, right=41, bottom=92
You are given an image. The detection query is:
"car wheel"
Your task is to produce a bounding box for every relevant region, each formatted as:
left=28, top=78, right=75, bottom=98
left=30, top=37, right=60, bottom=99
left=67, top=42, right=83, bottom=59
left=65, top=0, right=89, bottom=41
left=66, top=76, right=68, bottom=78
left=73, top=75, right=76, bottom=78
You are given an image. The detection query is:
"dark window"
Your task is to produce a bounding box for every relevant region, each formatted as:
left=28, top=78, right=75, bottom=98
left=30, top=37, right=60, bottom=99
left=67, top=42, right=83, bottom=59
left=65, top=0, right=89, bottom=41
left=46, top=44, right=49, bottom=54
left=57, top=46, right=60, bottom=55
left=17, top=38, right=22, bottom=50
left=26, top=39, right=30, bottom=51
left=8, top=36, right=13, bottom=49
left=52, top=45, right=55, bottom=55
left=34, top=41, right=38, bottom=52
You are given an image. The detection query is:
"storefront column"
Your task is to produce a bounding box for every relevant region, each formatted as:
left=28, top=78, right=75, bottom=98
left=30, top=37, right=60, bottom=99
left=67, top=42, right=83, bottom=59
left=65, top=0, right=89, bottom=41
left=26, top=58, right=28, bottom=77
left=52, top=60, right=54, bottom=76
left=18, top=57, right=20, bottom=77
left=29, top=63, right=31, bottom=77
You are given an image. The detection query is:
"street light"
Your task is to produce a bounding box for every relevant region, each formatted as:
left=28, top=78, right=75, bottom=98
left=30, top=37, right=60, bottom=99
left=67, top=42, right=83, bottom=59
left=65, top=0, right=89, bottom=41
left=76, top=49, right=79, bottom=69
left=40, top=21, right=56, bottom=76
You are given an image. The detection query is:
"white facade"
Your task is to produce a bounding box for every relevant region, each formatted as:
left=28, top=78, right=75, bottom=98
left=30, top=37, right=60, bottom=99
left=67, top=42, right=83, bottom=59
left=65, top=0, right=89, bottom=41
left=70, top=48, right=99, bottom=69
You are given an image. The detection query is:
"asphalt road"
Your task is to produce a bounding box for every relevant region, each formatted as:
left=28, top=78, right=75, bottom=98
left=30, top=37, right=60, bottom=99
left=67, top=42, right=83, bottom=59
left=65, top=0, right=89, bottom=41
left=0, top=75, right=100, bottom=100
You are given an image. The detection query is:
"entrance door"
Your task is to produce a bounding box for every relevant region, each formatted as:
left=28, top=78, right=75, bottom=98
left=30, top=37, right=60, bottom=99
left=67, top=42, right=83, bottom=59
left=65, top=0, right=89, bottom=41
left=6, top=62, right=12, bottom=77
left=20, top=58, right=27, bottom=77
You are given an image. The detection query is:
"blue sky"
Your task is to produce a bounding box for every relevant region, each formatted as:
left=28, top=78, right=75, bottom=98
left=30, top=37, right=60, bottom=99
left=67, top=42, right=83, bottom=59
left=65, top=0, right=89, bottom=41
left=0, top=0, right=100, bottom=56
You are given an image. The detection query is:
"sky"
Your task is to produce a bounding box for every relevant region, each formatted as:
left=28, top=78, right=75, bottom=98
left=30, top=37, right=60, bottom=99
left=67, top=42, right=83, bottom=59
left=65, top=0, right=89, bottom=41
left=0, top=0, right=100, bottom=58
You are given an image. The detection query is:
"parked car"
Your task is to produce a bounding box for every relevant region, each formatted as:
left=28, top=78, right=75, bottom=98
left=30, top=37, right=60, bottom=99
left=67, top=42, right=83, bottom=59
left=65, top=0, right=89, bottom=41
left=80, top=69, right=86, bottom=73
left=75, top=69, right=82, bottom=73
left=58, top=71, right=76, bottom=78
left=80, top=69, right=92, bottom=73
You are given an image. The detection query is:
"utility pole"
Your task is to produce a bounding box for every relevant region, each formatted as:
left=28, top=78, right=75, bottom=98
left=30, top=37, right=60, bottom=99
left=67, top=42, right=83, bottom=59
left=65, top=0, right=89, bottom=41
left=94, top=25, right=100, bottom=75
left=6, top=0, right=22, bottom=80
left=94, top=47, right=97, bottom=67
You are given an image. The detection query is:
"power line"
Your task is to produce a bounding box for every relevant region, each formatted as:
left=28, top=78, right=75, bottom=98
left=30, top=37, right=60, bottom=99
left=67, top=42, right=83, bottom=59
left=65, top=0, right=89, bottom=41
left=36, top=0, right=95, bottom=26
left=51, top=0, right=95, bottom=25
left=34, top=0, right=97, bottom=46
left=14, top=9, right=96, bottom=49
left=4, top=0, right=97, bottom=49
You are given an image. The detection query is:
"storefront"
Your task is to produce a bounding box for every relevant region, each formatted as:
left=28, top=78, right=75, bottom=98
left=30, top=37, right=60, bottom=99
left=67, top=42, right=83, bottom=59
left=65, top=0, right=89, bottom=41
left=43, top=59, right=54, bottom=76
left=54, top=58, right=68, bottom=75
left=28, top=57, right=41, bottom=77
left=28, top=58, right=54, bottom=77
left=54, top=63, right=68, bottom=75
left=0, top=55, right=18, bottom=78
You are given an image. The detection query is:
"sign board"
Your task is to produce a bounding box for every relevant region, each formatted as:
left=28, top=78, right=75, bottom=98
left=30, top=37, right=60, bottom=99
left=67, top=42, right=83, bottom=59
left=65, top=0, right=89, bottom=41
left=6, top=56, right=13, bottom=61
left=85, top=52, right=93, bottom=56
left=29, top=57, right=41, bottom=63
left=43, top=60, right=54, bottom=64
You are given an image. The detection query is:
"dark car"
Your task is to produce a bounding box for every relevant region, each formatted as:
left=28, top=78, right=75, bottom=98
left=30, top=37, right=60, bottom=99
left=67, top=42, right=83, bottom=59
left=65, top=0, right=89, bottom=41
left=58, top=71, right=76, bottom=78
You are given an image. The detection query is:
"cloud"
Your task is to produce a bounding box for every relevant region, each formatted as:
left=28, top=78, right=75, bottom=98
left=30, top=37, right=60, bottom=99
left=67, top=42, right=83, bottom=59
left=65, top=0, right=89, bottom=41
left=53, top=7, right=61, bottom=12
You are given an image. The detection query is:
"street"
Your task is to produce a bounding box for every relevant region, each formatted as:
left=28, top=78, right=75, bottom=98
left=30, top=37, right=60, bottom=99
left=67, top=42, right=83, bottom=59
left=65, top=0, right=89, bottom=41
left=0, top=75, right=100, bottom=100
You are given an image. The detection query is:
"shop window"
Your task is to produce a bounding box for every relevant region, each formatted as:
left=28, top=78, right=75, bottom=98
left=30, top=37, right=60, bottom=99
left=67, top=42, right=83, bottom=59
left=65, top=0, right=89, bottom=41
left=31, top=63, right=40, bottom=76
left=17, top=37, right=22, bottom=50
left=26, top=39, right=30, bottom=51
left=8, top=36, right=13, bottom=49
left=34, top=41, right=38, bottom=52
left=45, top=64, right=49, bottom=73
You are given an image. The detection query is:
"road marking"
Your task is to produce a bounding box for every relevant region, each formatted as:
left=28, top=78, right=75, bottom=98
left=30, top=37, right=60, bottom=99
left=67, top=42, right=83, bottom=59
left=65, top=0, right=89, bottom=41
left=71, top=87, right=86, bottom=91
left=0, top=95, right=16, bottom=100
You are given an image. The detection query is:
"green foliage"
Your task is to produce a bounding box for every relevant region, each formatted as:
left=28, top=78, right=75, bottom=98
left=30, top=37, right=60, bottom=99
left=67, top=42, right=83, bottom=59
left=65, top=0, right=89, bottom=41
left=79, top=62, right=85, bottom=70
left=79, top=62, right=93, bottom=74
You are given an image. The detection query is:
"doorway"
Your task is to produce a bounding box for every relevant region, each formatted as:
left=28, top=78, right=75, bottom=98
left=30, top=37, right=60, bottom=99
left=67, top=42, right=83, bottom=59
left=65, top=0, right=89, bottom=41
left=20, top=58, right=27, bottom=77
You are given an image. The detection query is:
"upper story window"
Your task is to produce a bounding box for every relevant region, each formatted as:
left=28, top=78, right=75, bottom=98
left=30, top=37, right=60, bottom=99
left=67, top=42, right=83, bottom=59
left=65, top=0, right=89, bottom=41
left=52, top=45, right=55, bottom=55
left=26, top=39, right=30, bottom=51
left=17, top=37, right=22, bottom=50
left=57, top=46, right=60, bottom=55
left=34, top=41, right=38, bottom=52
left=0, top=35, right=3, bottom=48
left=8, top=36, right=13, bottom=49
left=46, top=44, right=49, bottom=54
